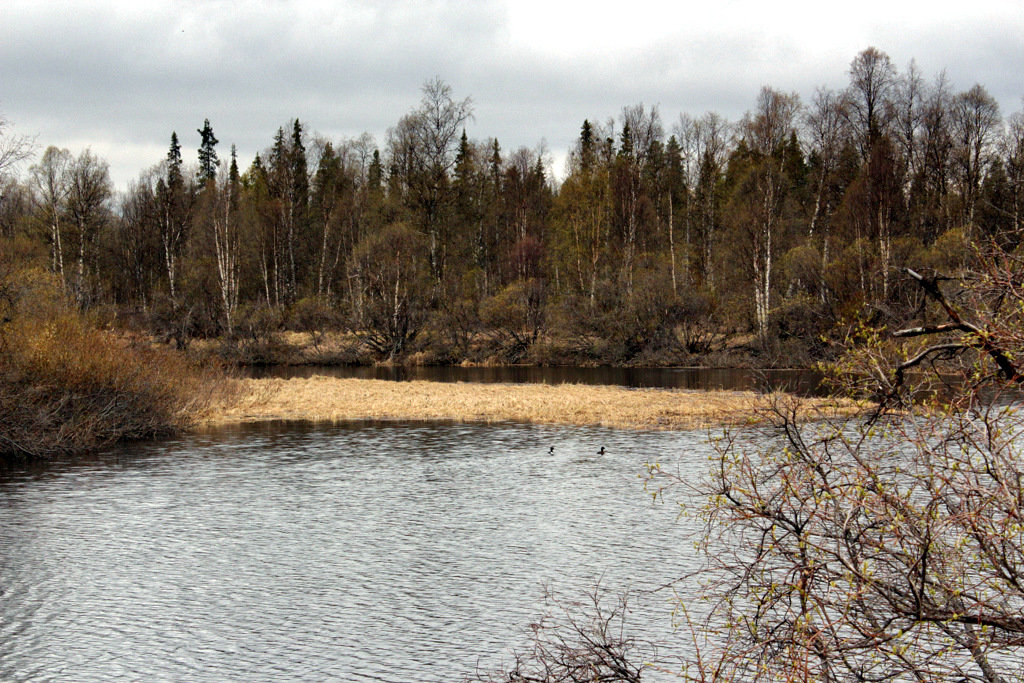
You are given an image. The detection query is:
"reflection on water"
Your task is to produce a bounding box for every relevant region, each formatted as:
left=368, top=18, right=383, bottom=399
left=0, top=421, right=710, bottom=681
left=245, top=364, right=827, bottom=395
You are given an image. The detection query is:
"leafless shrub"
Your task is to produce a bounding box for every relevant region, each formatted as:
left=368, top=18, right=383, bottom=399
left=470, top=585, right=654, bottom=683
left=648, top=245, right=1024, bottom=682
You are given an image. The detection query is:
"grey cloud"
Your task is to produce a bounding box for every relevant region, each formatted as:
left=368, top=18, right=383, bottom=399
left=3, top=2, right=1022, bottom=190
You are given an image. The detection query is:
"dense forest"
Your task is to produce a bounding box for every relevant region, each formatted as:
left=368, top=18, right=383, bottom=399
left=2, top=47, right=1022, bottom=367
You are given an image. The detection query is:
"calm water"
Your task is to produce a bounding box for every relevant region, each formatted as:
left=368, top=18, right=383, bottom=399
left=246, top=364, right=827, bottom=395
left=0, top=421, right=711, bottom=681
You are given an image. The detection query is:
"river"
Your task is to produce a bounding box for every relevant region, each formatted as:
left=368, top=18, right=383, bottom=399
left=0, top=420, right=712, bottom=681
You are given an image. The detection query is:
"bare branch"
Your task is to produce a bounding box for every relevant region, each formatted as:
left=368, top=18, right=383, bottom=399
left=893, top=323, right=969, bottom=338
left=0, top=115, right=35, bottom=176
left=893, top=268, right=1023, bottom=391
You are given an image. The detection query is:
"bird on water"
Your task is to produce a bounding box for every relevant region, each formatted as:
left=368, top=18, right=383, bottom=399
left=597, top=446, right=606, bottom=455
left=548, top=446, right=555, bottom=455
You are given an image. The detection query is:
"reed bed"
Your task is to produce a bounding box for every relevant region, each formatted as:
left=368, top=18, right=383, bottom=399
left=214, top=376, right=861, bottom=431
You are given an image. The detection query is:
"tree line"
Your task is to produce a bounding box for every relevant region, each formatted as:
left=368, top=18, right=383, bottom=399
left=2, top=47, right=1023, bottom=365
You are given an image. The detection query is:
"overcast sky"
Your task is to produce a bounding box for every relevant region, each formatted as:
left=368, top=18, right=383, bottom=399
left=3, top=0, right=1023, bottom=191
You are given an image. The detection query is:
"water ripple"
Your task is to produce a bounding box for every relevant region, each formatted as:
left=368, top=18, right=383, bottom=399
left=0, top=421, right=710, bottom=681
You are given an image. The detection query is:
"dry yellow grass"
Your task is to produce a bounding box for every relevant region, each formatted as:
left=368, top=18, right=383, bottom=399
left=210, top=376, right=863, bottom=431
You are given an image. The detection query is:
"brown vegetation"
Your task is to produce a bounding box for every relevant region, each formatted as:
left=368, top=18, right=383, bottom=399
left=0, top=260, right=227, bottom=458
left=213, top=376, right=860, bottom=431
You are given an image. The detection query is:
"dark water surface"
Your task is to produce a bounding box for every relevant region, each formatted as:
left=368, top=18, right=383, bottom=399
left=0, top=421, right=711, bottom=681
left=246, top=364, right=826, bottom=395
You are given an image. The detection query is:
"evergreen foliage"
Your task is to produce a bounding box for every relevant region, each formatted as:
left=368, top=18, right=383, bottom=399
left=197, top=118, right=219, bottom=183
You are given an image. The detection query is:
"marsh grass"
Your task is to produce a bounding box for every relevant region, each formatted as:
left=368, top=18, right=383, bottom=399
left=214, top=376, right=861, bottom=431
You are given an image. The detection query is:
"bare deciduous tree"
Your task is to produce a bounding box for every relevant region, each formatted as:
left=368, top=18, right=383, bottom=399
left=351, top=224, right=430, bottom=360
left=66, top=149, right=112, bottom=306
left=846, top=46, right=897, bottom=153
left=212, top=149, right=241, bottom=335
left=952, top=84, right=1001, bottom=227
left=387, top=77, right=473, bottom=282
left=0, top=115, right=35, bottom=238
left=0, top=115, right=33, bottom=177
left=734, top=87, right=801, bottom=337
left=29, top=146, right=72, bottom=284
left=691, top=112, right=731, bottom=291
left=618, top=103, right=663, bottom=292
left=1005, top=108, right=1024, bottom=234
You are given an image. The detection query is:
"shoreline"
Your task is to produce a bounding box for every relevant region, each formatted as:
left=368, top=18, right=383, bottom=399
left=208, top=376, right=862, bottom=432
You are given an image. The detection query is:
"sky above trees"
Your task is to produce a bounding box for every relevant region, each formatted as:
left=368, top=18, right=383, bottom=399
left=2, top=0, right=1022, bottom=190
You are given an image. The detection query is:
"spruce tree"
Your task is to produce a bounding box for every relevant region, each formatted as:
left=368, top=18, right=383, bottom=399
left=160, top=132, right=187, bottom=301
left=368, top=149, right=383, bottom=194
left=290, top=119, right=308, bottom=215
left=197, top=119, right=219, bottom=183
left=580, top=119, right=595, bottom=172
left=167, top=131, right=182, bottom=191
left=228, top=145, right=240, bottom=210
left=228, top=144, right=239, bottom=186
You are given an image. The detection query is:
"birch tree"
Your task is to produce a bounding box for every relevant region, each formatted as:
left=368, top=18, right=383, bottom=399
left=691, top=113, right=731, bottom=290
left=351, top=224, right=430, bottom=360
left=0, top=115, right=33, bottom=240
left=212, top=147, right=241, bottom=334
left=552, top=120, right=613, bottom=308
left=802, top=89, right=849, bottom=303
left=1006, top=109, right=1024, bottom=234
left=845, top=46, right=896, bottom=154
left=387, top=78, right=472, bottom=282
left=734, top=87, right=801, bottom=337
left=615, top=104, right=662, bottom=292
left=951, top=84, right=1001, bottom=228
left=119, top=173, right=161, bottom=307
left=0, top=115, right=33, bottom=179
left=65, top=149, right=111, bottom=306
left=918, top=74, right=955, bottom=241
left=156, top=133, right=193, bottom=302
left=29, top=146, right=72, bottom=285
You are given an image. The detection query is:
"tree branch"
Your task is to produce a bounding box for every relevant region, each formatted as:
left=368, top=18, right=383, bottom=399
left=893, top=323, right=970, bottom=338
left=893, top=268, right=1024, bottom=392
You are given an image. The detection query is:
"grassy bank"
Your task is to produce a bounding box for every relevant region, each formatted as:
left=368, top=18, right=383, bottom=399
left=213, top=376, right=861, bottom=431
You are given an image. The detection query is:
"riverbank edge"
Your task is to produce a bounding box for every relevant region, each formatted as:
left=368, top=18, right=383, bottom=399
left=189, top=328, right=828, bottom=371
left=207, top=376, right=864, bottom=432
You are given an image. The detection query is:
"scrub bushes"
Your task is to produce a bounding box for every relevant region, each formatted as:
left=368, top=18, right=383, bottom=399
left=0, top=263, right=224, bottom=458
